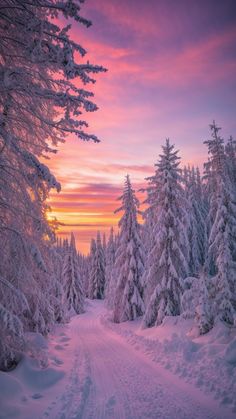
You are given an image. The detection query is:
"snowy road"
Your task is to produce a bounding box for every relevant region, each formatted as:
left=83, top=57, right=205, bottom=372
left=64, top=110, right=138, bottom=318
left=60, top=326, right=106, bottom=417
left=41, top=300, right=233, bottom=419
left=1, top=300, right=234, bottom=419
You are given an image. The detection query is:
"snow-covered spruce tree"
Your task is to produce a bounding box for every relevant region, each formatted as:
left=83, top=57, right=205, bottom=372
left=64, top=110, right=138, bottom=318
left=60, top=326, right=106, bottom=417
left=88, top=238, right=96, bottom=298
left=78, top=252, right=90, bottom=298
left=0, top=272, right=30, bottom=370
left=63, top=238, right=70, bottom=254
left=184, top=166, right=207, bottom=276
left=62, top=233, right=84, bottom=315
left=0, top=302, right=25, bottom=371
left=141, top=173, right=161, bottom=304
left=49, top=246, right=67, bottom=323
left=105, top=227, right=116, bottom=308
left=89, top=231, right=106, bottom=299
left=0, top=1, right=105, bottom=368
left=143, top=139, right=189, bottom=328
left=102, top=233, right=107, bottom=253
left=204, top=122, right=236, bottom=325
left=113, top=175, right=145, bottom=323
left=181, top=270, right=213, bottom=335
left=225, top=135, right=236, bottom=196
left=0, top=185, right=58, bottom=338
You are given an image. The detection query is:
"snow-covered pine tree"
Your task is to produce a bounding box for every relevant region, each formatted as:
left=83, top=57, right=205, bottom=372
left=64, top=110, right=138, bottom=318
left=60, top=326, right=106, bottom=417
left=89, top=232, right=106, bottom=299
left=181, top=269, right=213, bottom=334
left=105, top=227, right=116, bottom=308
left=182, top=165, right=190, bottom=189
left=49, top=246, right=66, bottom=323
left=204, top=121, right=236, bottom=325
left=0, top=0, right=105, bottom=368
left=102, top=233, right=107, bottom=253
left=184, top=166, right=207, bottom=276
left=62, top=233, right=84, bottom=315
left=88, top=238, right=96, bottom=298
left=0, top=202, right=57, bottom=338
left=141, top=174, right=160, bottom=305
left=113, top=175, right=145, bottom=323
left=78, top=252, right=90, bottom=298
left=0, top=301, right=25, bottom=371
left=143, top=139, right=189, bottom=327
left=225, top=135, right=236, bottom=195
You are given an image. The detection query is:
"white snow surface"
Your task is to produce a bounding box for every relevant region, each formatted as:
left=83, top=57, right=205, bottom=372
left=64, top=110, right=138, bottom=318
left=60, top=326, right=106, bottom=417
left=0, top=300, right=235, bottom=419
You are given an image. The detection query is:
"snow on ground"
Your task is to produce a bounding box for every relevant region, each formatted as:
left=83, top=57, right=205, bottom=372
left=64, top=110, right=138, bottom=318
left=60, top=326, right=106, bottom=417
left=0, top=300, right=235, bottom=419
left=102, top=308, right=236, bottom=413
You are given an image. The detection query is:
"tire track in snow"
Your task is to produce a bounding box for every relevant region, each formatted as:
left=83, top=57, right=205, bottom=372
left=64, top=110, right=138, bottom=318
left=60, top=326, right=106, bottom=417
left=41, top=345, right=92, bottom=419
left=74, top=304, right=132, bottom=419
left=40, top=300, right=235, bottom=419
left=70, top=301, right=234, bottom=419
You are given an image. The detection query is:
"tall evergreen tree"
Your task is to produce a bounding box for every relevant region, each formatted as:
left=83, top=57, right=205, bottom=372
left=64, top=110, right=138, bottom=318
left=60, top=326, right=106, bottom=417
left=184, top=166, right=207, bottom=276
left=113, top=175, right=145, bottom=323
left=78, top=252, right=90, bottom=298
left=88, top=238, right=96, bottom=298
left=225, top=135, right=236, bottom=194
left=62, top=233, right=84, bottom=314
left=102, top=233, right=107, bottom=253
left=89, top=232, right=106, bottom=299
left=204, top=121, right=236, bottom=325
left=143, top=139, right=189, bottom=327
left=49, top=246, right=66, bottom=323
left=105, top=227, right=117, bottom=308
left=141, top=175, right=160, bottom=304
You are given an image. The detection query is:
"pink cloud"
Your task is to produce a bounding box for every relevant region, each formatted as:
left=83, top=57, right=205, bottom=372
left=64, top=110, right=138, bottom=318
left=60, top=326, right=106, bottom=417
left=144, top=27, right=236, bottom=87
left=47, top=2, right=236, bottom=253
left=79, top=24, right=236, bottom=88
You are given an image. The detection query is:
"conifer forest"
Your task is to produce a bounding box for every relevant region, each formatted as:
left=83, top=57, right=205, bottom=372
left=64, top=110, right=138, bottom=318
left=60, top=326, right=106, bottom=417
left=0, top=1, right=236, bottom=418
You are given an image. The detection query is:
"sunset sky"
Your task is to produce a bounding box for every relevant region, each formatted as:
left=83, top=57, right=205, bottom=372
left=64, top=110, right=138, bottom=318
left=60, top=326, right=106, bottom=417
left=47, top=0, right=236, bottom=253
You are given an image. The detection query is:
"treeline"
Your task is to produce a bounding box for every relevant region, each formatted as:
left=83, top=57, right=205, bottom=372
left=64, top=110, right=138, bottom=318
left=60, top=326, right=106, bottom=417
left=84, top=122, right=236, bottom=333
left=1, top=2, right=235, bottom=374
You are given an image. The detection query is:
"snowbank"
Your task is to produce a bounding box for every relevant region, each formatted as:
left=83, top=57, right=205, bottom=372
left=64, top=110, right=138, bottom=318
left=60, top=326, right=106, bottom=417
left=101, top=312, right=236, bottom=412
left=0, top=332, right=66, bottom=419
left=1, top=301, right=235, bottom=418
left=0, top=311, right=94, bottom=419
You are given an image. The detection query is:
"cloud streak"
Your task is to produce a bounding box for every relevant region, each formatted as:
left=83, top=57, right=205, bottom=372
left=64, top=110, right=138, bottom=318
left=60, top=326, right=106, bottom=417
left=46, top=0, right=236, bottom=253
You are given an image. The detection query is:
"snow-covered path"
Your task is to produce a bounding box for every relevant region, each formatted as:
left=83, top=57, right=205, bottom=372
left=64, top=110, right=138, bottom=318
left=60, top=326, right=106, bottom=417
left=1, top=300, right=234, bottom=419
left=43, top=300, right=233, bottom=419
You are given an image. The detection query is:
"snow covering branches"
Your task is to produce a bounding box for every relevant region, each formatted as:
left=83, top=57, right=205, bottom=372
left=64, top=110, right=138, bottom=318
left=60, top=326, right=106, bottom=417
left=180, top=122, right=236, bottom=333
left=0, top=0, right=105, bottom=369
left=71, top=122, right=235, bottom=339
left=204, top=121, right=236, bottom=325
left=143, top=139, right=189, bottom=327
left=0, top=0, right=106, bottom=146
left=113, top=175, right=145, bottom=323
left=89, top=232, right=106, bottom=299
left=184, top=166, right=207, bottom=276
left=98, top=123, right=235, bottom=335
left=105, top=227, right=116, bottom=308
left=0, top=303, right=24, bottom=371
left=62, top=233, right=84, bottom=314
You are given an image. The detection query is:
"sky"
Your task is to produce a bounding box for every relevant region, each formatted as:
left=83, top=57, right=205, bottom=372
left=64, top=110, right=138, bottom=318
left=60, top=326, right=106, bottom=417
left=47, top=0, right=236, bottom=254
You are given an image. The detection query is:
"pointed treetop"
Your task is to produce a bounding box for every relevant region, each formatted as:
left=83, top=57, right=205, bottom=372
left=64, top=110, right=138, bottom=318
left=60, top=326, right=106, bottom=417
left=96, top=231, right=102, bottom=244
left=70, top=232, right=76, bottom=248
left=204, top=120, right=225, bottom=174
left=115, top=174, right=140, bottom=216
